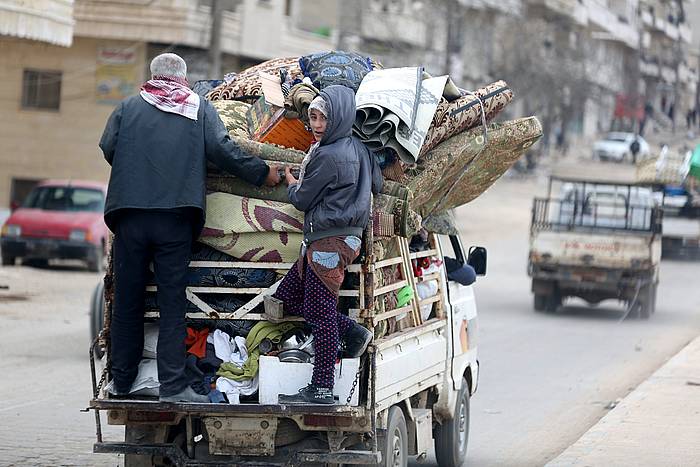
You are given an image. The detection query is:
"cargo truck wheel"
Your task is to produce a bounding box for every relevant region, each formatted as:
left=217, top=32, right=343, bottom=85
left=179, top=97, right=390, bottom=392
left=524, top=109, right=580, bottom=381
left=637, top=283, right=657, bottom=319
left=87, top=245, right=104, bottom=272
left=534, top=294, right=546, bottom=311
left=1, top=252, right=15, bottom=266
left=124, top=425, right=156, bottom=467
left=434, top=377, right=469, bottom=467
left=380, top=406, right=408, bottom=467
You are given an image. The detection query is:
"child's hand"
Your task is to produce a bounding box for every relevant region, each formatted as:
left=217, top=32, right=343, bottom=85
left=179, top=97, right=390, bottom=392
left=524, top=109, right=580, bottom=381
left=285, top=166, right=298, bottom=185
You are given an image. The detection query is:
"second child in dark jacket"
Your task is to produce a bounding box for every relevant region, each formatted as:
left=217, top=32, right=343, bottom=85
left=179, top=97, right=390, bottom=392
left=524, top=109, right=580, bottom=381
left=275, top=85, right=382, bottom=405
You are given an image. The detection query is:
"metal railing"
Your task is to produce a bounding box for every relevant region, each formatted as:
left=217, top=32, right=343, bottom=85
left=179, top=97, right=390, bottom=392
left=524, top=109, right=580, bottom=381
left=531, top=198, right=663, bottom=234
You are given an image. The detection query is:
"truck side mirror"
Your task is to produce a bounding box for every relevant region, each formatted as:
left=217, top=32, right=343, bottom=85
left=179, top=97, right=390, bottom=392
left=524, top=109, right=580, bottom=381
left=467, top=246, right=487, bottom=276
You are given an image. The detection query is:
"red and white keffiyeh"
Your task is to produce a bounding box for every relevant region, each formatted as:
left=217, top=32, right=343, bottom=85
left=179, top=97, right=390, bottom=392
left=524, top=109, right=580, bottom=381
left=139, top=75, right=200, bottom=121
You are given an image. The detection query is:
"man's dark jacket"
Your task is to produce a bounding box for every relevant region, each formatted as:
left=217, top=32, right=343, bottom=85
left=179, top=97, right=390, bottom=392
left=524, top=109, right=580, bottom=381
left=288, top=85, right=383, bottom=243
left=99, top=95, right=269, bottom=234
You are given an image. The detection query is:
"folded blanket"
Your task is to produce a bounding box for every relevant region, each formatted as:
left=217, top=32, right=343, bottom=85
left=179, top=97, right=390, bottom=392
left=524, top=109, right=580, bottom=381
left=207, top=57, right=302, bottom=101
left=204, top=192, right=304, bottom=235
left=406, top=126, right=488, bottom=210
left=199, top=231, right=303, bottom=263
left=211, top=100, right=251, bottom=139
left=421, top=80, right=513, bottom=156
left=284, top=83, right=319, bottom=123
left=418, top=116, right=542, bottom=216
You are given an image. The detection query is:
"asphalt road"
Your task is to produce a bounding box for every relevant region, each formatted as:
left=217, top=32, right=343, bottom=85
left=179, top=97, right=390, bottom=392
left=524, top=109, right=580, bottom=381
left=415, top=175, right=700, bottom=467
left=1, top=175, right=699, bottom=467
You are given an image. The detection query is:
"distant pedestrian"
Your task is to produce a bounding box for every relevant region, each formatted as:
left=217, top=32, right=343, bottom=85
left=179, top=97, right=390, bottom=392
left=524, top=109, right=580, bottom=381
left=630, top=137, right=641, bottom=164
left=99, top=53, right=281, bottom=403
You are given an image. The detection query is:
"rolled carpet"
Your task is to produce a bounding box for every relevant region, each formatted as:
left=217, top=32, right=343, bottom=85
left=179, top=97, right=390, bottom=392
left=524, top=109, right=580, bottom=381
left=420, top=80, right=514, bottom=157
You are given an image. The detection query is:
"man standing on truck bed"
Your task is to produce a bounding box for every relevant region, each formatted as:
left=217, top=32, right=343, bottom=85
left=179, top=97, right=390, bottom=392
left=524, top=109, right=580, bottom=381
left=99, top=53, right=281, bottom=403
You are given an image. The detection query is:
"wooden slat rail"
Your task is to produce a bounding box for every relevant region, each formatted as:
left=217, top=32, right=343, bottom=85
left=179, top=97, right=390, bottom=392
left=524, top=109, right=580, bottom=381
left=145, top=311, right=305, bottom=321
left=374, top=280, right=407, bottom=297
left=188, top=261, right=294, bottom=269
left=147, top=286, right=267, bottom=294
left=409, top=249, right=438, bottom=260
left=416, top=272, right=441, bottom=283
left=418, top=295, right=441, bottom=307
left=364, top=305, right=414, bottom=324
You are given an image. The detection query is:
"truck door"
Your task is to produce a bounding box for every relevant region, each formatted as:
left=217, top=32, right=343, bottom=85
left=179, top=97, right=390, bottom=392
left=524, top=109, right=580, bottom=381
left=437, top=234, right=478, bottom=391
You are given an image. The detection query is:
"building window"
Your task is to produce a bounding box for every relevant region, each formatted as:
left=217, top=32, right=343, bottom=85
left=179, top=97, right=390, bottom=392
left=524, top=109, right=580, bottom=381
left=21, top=69, right=62, bottom=110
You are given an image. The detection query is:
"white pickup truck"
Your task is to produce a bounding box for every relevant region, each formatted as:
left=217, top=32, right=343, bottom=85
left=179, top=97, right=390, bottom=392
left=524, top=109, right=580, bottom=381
left=88, top=228, right=484, bottom=466
left=528, top=176, right=662, bottom=318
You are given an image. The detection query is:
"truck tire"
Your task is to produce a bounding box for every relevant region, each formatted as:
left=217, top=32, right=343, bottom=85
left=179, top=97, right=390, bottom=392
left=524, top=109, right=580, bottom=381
left=124, top=425, right=156, bottom=467
left=534, top=294, right=546, bottom=312
left=380, top=406, right=408, bottom=467
left=637, top=283, right=657, bottom=319
left=434, top=377, right=470, bottom=467
left=87, top=245, right=104, bottom=272
left=1, top=252, right=15, bottom=266
left=544, top=290, right=561, bottom=313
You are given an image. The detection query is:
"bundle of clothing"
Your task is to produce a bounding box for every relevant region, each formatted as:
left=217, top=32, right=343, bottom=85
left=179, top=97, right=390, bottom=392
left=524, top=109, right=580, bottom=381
left=110, top=321, right=326, bottom=403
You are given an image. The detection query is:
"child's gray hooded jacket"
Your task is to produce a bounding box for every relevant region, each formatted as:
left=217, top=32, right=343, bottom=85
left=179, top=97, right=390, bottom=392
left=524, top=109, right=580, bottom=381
left=287, top=85, right=383, bottom=243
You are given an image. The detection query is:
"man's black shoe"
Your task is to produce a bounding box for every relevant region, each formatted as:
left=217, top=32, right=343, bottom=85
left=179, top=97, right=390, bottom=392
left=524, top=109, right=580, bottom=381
left=343, top=322, right=373, bottom=358
left=278, top=384, right=335, bottom=405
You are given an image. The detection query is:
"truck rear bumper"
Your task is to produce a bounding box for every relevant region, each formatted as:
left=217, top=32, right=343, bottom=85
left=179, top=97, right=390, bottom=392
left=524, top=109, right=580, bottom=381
left=530, top=264, right=654, bottom=289
left=94, top=442, right=381, bottom=466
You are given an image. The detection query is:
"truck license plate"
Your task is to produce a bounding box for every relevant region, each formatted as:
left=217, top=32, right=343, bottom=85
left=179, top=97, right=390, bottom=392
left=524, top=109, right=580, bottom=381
left=203, top=416, right=278, bottom=456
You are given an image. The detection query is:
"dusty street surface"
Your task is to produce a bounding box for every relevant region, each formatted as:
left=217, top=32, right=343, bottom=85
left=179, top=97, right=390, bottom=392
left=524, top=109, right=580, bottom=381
left=0, top=263, right=121, bottom=466
left=414, top=172, right=700, bottom=466
left=1, top=169, right=699, bottom=467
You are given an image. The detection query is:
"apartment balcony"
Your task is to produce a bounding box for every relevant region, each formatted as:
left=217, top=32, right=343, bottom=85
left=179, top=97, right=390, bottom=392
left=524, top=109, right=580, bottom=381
left=361, top=6, right=427, bottom=47
left=640, top=55, right=660, bottom=77
left=527, top=0, right=588, bottom=26
left=74, top=1, right=237, bottom=51
left=459, top=0, right=523, bottom=15
left=660, top=64, right=675, bottom=83
left=0, top=0, right=74, bottom=46
left=679, top=24, right=691, bottom=44
left=74, top=0, right=332, bottom=60
left=584, top=0, right=638, bottom=49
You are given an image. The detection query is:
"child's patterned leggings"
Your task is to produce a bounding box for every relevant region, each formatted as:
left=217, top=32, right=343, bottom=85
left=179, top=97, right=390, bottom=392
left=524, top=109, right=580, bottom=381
left=273, top=262, right=353, bottom=388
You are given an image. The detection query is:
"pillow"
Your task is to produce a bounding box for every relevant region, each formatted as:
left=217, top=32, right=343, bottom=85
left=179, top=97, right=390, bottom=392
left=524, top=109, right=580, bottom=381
left=299, top=51, right=373, bottom=92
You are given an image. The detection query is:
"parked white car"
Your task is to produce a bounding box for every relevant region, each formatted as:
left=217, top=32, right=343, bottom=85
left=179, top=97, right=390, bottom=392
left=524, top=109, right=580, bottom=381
left=593, top=132, right=649, bottom=162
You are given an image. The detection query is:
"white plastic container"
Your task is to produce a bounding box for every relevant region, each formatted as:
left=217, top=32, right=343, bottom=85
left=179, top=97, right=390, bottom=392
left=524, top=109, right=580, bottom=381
left=258, top=356, right=361, bottom=406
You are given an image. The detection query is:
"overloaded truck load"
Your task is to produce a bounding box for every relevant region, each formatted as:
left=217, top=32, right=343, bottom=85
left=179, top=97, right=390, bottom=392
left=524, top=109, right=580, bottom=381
left=636, top=145, right=700, bottom=258
left=89, top=50, right=542, bottom=466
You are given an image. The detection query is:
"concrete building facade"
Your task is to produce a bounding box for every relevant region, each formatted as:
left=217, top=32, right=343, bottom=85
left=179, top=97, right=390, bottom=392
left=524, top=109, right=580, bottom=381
left=0, top=0, right=334, bottom=208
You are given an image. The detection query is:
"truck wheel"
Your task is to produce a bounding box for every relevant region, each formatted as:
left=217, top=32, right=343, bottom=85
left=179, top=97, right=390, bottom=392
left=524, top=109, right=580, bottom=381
left=87, top=245, right=104, bottom=272
left=124, top=425, right=156, bottom=467
left=545, top=291, right=561, bottom=313
left=637, top=284, right=657, bottom=319
left=534, top=294, right=546, bottom=312
left=380, top=406, right=408, bottom=467
left=434, top=377, right=470, bottom=467
left=1, top=252, right=15, bottom=266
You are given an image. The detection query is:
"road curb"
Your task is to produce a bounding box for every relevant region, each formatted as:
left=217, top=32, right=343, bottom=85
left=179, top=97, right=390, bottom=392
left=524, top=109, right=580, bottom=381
left=547, top=335, right=700, bottom=466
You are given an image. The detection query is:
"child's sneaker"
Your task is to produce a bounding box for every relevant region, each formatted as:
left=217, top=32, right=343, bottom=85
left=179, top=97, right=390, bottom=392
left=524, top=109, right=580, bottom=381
left=278, top=384, right=334, bottom=405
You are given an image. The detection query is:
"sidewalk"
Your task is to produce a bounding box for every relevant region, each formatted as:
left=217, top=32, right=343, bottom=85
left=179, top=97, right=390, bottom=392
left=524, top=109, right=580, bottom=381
left=548, top=336, right=700, bottom=467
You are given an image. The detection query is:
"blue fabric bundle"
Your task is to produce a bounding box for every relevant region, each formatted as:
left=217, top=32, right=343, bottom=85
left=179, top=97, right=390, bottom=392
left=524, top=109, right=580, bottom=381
left=299, top=51, right=373, bottom=92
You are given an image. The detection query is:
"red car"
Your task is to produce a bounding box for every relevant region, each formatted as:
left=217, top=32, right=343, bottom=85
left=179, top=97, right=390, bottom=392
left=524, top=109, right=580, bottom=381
left=1, top=180, right=109, bottom=271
